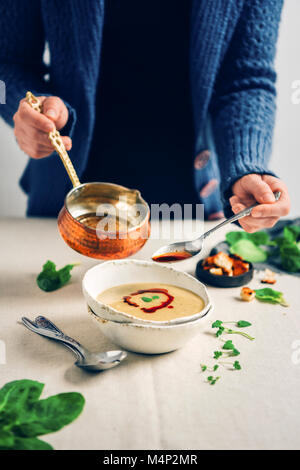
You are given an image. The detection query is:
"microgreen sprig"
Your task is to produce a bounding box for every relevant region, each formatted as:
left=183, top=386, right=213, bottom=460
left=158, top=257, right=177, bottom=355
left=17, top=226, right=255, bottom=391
left=201, top=364, right=219, bottom=372
left=207, top=376, right=221, bottom=386
left=212, top=320, right=255, bottom=341
left=214, top=348, right=240, bottom=359
left=202, top=319, right=254, bottom=385
left=219, top=361, right=242, bottom=370
left=212, top=320, right=252, bottom=329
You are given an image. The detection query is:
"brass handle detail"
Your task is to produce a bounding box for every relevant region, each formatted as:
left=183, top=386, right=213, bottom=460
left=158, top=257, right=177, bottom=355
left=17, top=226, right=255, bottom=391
left=25, top=91, right=80, bottom=188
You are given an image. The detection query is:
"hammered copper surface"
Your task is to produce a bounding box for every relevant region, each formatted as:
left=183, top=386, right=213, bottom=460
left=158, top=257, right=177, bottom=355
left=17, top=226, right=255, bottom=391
left=57, top=182, right=150, bottom=259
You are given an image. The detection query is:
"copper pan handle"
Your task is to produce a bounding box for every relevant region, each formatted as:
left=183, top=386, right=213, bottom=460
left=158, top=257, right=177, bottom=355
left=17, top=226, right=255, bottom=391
left=25, top=91, right=81, bottom=188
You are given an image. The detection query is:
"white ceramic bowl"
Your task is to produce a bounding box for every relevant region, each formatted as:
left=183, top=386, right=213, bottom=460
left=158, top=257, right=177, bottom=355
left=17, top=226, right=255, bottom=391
left=82, top=260, right=212, bottom=326
left=88, top=305, right=213, bottom=354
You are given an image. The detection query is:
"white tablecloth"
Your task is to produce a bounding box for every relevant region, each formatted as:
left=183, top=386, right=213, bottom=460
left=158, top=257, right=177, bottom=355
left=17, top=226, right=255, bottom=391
left=1, top=217, right=300, bottom=450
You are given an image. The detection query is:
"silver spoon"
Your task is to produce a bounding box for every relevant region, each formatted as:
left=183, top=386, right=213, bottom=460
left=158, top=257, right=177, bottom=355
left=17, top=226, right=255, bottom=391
left=21, top=315, right=127, bottom=371
left=152, top=191, right=281, bottom=263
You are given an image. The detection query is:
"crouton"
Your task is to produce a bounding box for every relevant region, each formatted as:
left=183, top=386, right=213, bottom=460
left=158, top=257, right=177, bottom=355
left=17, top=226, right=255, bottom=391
left=240, top=287, right=255, bottom=302
left=212, top=252, right=233, bottom=272
left=209, top=267, right=223, bottom=276
left=232, top=258, right=249, bottom=276
left=261, top=268, right=276, bottom=285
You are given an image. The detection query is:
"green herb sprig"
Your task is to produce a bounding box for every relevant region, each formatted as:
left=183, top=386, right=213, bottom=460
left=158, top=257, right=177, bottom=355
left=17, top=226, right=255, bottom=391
left=141, top=295, right=160, bottom=303
left=201, top=320, right=255, bottom=384
left=36, top=260, right=78, bottom=292
left=212, top=320, right=255, bottom=341
left=219, top=361, right=242, bottom=371
left=207, top=376, right=221, bottom=386
left=201, top=364, right=219, bottom=372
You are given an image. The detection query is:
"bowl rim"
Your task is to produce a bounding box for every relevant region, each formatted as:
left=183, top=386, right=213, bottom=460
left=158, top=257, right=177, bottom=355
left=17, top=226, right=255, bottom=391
left=88, top=304, right=214, bottom=330
left=64, top=182, right=150, bottom=234
left=82, top=259, right=213, bottom=326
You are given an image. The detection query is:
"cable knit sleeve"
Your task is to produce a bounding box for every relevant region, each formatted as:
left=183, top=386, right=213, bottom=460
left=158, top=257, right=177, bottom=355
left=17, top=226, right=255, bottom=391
left=210, top=0, right=284, bottom=215
left=0, top=0, right=76, bottom=137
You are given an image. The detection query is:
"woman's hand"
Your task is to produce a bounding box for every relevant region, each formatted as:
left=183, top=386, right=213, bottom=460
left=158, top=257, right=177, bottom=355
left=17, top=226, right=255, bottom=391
left=13, top=96, right=72, bottom=159
left=230, top=174, right=290, bottom=232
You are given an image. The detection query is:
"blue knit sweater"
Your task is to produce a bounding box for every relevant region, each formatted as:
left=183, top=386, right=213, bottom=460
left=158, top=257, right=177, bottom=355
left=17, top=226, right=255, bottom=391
left=0, top=0, right=283, bottom=216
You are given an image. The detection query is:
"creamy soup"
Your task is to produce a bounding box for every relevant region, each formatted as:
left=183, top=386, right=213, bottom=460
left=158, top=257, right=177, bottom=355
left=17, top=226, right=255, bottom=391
left=97, top=283, right=205, bottom=322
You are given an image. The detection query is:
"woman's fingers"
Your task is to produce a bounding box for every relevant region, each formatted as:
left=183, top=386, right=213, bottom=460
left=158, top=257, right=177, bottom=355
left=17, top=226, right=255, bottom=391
left=240, top=174, right=276, bottom=204
left=231, top=196, right=282, bottom=230
left=251, top=177, right=290, bottom=218
left=13, top=95, right=71, bottom=159
left=229, top=174, right=291, bottom=232
left=238, top=216, right=279, bottom=233
left=15, top=98, right=55, bottom=133
left=42, top=96, right=69, bottom=130
left=16, top=125, right=72, bottom=158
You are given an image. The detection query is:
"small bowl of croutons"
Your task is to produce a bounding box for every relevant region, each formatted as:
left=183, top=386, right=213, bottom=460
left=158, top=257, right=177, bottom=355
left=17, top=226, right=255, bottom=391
left=196, top=251, right=253, bottom=288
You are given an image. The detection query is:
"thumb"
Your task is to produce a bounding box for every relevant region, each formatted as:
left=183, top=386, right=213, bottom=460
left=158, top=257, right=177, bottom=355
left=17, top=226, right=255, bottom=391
left=243, top=175, right=275, bottom=204
left=42, top=96, right=68, bottom=130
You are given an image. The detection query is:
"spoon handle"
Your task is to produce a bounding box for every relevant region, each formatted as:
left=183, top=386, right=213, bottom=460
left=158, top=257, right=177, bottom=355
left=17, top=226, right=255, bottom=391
left=201, top=191, right=281, bottom=241
left=33, top=316, right=83, bottom=359
left=25, top=92, right=81, bottom=188
left=21, top=316, right=88, bottom=359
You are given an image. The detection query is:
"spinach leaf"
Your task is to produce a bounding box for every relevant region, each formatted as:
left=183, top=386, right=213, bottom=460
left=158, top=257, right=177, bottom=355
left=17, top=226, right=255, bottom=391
left=0, top=430, right=14, bottom=448
left=0, top=436, right=53, bottom=450
left=226, top=231, right=270, bottom=247
left=226, top=231, right=248, bottom=246
left=226, top=231, right=269, bottom=262
left=12, top=393, right=85, bottom=437
left=0, top=380, right=85, bottom=450
left=255, top=288, right=289, bottom=307
left=0, top=379, right=44, bottom=415
left=272, top=225, right=300, bottom=273
left=229, top=239, right=267, bottom=263
left=283, top=226, right=300, bottom=243
left=36, top=260, right=77, bottom=292
left=249, top=232, right=271, bottom=246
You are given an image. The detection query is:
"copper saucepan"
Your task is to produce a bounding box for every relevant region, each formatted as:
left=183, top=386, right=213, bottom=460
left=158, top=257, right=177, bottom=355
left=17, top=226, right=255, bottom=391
left=25, top=92, right=150, bottom=259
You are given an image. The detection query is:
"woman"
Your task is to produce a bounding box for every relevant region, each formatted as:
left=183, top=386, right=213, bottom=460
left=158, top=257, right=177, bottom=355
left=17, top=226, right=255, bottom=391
left=0, top=0, right=290, bottom=231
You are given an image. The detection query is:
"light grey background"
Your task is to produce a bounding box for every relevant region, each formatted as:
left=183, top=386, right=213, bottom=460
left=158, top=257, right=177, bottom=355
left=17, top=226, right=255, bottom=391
left=0, top=0, right=299, bottom=217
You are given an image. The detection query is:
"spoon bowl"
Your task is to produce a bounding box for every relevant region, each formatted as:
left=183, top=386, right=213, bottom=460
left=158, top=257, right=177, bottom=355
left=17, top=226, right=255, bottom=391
left=152, top=191, right=281, bottom=263
left=152, top=240, right=202, bottom=262
left=74, top=350, right=127, bottom=371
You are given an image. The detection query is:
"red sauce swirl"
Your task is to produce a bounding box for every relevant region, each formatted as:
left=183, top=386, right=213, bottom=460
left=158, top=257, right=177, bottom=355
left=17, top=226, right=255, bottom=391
left=123, top=288, right=174, bottom=313
left=152, top=251, right=192, bottom=263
